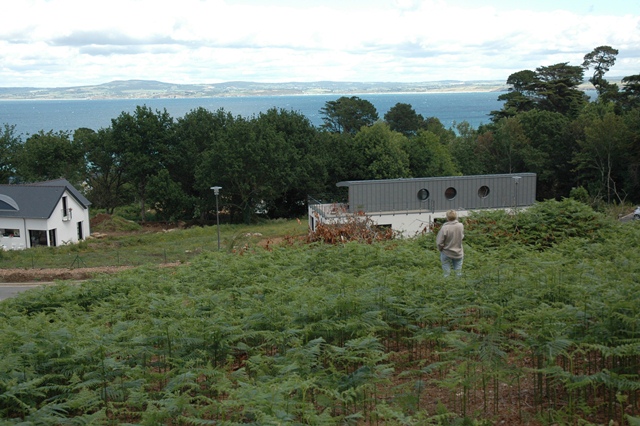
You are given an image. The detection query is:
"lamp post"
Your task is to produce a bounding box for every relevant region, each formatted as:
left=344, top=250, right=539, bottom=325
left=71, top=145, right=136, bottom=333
left=512, top=176, right=521, bottom=210
left=210, top=186, right=222, bottom=251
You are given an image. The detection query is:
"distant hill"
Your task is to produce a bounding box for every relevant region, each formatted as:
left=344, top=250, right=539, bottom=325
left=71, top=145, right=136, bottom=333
left=0, top=79, right=511, bottom=100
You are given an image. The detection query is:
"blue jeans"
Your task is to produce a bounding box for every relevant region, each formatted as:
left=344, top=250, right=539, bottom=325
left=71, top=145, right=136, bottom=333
left=440, top=252, right=463, bottom=277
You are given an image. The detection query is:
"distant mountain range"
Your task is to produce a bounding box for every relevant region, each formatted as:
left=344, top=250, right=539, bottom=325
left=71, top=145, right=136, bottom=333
left=0, top=79, right=512, bottom=100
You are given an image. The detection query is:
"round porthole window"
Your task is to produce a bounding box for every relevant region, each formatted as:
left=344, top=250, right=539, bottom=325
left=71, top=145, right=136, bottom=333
left=478, top=185, right=490, bottom=198
left=417, top=188, right=430, bottom=201
left=445, top=187, right=457, bottom=200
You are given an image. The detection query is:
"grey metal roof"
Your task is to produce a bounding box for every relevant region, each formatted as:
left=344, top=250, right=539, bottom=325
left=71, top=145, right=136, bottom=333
left=336, top=173, right=537, bottom=187
left=0, top=179, right=91, bottom=219
left=33, top=179, right=91, bottom=207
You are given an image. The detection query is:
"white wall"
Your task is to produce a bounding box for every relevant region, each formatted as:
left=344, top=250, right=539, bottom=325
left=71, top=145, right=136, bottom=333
left=308, top=206, right=462, bottom=238
left=46, top=191, right=90, bottom=246
left=0, top=218, right=27, bottom=250
left=364, top=210, right=471, bottom=237
left=310, top=206, right=529, bottom=238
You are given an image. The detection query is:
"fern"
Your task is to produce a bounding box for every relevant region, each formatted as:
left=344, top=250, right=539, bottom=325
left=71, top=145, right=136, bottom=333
left=1, top=206, right=639, bottom=424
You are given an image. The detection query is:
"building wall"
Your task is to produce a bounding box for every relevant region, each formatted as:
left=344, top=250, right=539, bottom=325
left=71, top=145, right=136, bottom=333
left=0, top=190, right=90, bottom=250
left=341, top=173, right=536, bottom=214
left=0, top=218, right=27, bottom=250
left=310, top=174, right=537, bottom=238
left=365, top=207, right=521, bottom=237
left=46, top=191, right=91, bottom=246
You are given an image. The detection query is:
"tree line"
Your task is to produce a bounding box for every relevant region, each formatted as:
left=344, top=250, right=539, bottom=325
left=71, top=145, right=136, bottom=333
left=1, top=45, right=638, bottom=223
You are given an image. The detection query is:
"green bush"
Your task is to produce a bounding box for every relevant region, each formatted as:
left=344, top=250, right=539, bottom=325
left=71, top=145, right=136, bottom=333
left=464, top=198, right=612, bottom=251
left=569, top=185, right=590, bottom=204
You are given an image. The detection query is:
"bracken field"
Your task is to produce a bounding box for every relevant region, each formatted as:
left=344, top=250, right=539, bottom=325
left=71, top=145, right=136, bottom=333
left=1, top=199, right=639, bottom=425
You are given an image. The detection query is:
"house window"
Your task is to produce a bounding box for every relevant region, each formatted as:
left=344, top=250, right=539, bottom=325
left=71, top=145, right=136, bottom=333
left=48, top=229, right=57, bottom=247
left=29, top=230, right=47, bottom=247
left=62, top=196, right=68, bottom=217
left=417, top=188, right=430, bottom=201
left=478, top=185, right=490, bottom=198
left=77, top=221, right=83, bottom=240
left=1, top=229, right=20, bottom=237
left=445, top=187, right=457, bottom=200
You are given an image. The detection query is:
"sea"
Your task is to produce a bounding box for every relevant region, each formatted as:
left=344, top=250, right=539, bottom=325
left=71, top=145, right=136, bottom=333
left=0, top=92, right=506, bottom=137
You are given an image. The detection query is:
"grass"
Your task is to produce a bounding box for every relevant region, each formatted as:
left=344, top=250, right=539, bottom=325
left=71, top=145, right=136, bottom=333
left=0, top=202, right=639, bottom=424
left=0, top=217, right=309, bottom=270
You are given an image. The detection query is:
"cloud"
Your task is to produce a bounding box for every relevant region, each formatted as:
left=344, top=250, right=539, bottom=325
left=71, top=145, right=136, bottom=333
left=50, top=32, right=174, bottom=48
left=1, top=0, right=639, bottom=87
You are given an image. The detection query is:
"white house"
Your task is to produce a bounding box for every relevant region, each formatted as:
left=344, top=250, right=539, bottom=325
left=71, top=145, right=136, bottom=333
left=309, top=173, right=537, bottom=237
left=0, top=179, right=91, bottom=250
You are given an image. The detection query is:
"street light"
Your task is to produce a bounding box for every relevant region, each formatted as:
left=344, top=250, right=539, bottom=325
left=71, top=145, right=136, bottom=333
left=210, top=186, right=222, bottom=251
left=512, top=176, right=522, bottom=210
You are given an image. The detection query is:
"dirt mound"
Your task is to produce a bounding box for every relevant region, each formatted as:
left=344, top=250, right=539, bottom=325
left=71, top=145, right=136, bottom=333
left=90, top=214, right=142, bottom=233
left=90, top=213, right=111, bottom=228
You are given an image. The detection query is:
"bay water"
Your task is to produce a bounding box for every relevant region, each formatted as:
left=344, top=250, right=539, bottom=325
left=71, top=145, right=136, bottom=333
left=0, top=91, right=505, bottom=137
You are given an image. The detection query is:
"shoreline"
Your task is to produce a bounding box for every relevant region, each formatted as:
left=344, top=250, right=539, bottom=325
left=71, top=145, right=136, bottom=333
left=0, top=80, right=512, bottom=101
left=0, top=88, right=509, bottom=101
left=0, top=78, right=601, bottom=101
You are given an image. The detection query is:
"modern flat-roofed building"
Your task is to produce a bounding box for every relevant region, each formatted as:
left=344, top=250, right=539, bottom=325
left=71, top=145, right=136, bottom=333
left=308, top=173, right=536, bottom=237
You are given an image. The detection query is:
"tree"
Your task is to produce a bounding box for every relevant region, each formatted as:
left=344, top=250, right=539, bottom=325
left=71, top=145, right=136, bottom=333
left=535, top=63, right=587, bottom=117
left=0, top=124, right=20, bottom=183
left=146, top=169, right=191, bottom=221
left=384, top=103, right=424, bottom=136
left=403, top=130, right=458, bottom=178
left=622, top=107, right=640, bottom=200
left=319, top=96, right=379, bottom=134
left=491, top=70, right=539, bottom=121
left=318, top=131, right=361, bottom=187
left=257, top=108, right=325, bottom=218
left=172, top=107, right=232, bottom=220
left=485, top=117, right=530, bottom=174
left=517, top=110, right=574, bottom=199
left=110, top=105, right=175, bottom=222
left=619, top=74, right=640, bottom=110
left=80, top=127, right=131, bottom=214
left=582, top=45, right=619, bottom=101
left=491, top=64, right=587, bottom=120
left=421, top=117, right=456, bottom=144
left=195, top=112, right=300, bottom=224
left=574, top=110, right=629, bottom=203
left=351, top=123, right=409, bottom=180
left=15, top=130, right=85, bottom=184
left=448, top=122, right=486, bottom=175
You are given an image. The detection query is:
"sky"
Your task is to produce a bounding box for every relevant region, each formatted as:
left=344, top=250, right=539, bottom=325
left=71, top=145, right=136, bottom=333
left=1, top=0, right=639, bottom=88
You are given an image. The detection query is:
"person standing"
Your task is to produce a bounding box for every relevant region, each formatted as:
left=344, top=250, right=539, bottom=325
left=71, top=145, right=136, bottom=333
left=436, top=210, right=464, bottom=277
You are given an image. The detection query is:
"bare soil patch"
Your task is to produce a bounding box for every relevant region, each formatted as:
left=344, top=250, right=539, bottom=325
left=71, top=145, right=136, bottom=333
left=0, top=266, right=132, bottom=283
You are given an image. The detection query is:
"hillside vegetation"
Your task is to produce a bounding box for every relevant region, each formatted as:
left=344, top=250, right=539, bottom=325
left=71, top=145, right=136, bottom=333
left=1, top=200, right=639, bottom=425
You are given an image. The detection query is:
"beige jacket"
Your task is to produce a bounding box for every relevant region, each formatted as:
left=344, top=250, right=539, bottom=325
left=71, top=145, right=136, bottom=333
left=436, top=220, right=464, bottom=259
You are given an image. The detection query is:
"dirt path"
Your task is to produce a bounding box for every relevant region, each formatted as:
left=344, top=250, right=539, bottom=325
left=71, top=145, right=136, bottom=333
left=0, top=266, right=133, bottom=283
left=0, top=260, right=186, bottom=284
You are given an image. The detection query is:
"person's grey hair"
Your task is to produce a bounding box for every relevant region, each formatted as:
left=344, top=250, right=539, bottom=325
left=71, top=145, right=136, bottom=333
left=446, top=210, right=457, bottom=221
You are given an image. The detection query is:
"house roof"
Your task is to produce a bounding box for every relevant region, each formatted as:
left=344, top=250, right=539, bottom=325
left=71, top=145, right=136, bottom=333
left=336, top=173, right=537, bottom=187
left=0, top=179, right=91, bottom=219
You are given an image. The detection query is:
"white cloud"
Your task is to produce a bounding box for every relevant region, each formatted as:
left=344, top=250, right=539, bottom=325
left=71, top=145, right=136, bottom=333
left=0, top=0, right=639, bottom=87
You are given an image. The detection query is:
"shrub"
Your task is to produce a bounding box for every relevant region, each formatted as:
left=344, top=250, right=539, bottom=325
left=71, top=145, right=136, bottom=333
left=465, top=198, right=611, bottom=250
